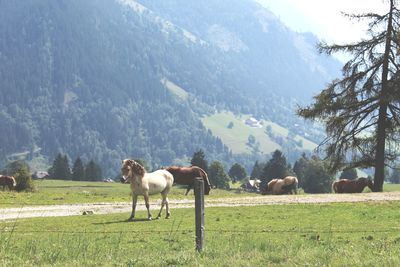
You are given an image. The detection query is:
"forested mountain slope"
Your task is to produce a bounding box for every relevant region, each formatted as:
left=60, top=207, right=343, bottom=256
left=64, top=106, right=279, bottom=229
left=0, top=0, right=341, bottom=175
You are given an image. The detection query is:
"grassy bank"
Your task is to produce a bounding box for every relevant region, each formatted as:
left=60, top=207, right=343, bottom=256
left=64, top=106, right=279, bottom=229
left=1, top=202, right=400, bottom=266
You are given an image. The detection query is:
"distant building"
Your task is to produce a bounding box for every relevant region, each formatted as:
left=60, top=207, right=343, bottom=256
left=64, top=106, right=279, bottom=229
left=241, top=179, right=261, bottom=192
left=32, top=171, right=49, bottom=180
left=245, top=117, right=262, bottom=128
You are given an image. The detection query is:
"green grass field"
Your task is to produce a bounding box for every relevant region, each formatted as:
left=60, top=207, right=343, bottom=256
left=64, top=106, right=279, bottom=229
left=201, top=111, right=317, bottom=154
left=1, top=202, right=400, bottom=266
left=0, top=179, right=256, bottom=207
left=1, top=179, right=400, bottom=207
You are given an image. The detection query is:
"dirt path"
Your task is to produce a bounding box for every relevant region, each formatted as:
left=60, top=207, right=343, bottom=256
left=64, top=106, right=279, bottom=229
left=1, top=192, right=400, bottom=221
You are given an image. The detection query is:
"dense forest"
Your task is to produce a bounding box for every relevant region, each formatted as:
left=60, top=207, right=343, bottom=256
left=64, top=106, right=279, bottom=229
left=0, top=0, right=341, bottom=176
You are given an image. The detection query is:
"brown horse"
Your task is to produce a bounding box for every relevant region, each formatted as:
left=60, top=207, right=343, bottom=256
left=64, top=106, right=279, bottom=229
left=166, top=166, right=211, bottom=195
left=261, top=176, right=298, bottom=195
left=0, top=175, right=16, bottom=191
left=332, top=177, right=374, bottom=193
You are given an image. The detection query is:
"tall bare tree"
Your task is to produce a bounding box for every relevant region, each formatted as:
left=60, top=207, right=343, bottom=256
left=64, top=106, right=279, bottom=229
left=298, top=0, right=400, bottom=191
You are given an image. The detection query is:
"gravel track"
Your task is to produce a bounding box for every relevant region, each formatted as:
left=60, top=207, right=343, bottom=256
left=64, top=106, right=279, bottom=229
left=1, top=192, right=400, bottom=221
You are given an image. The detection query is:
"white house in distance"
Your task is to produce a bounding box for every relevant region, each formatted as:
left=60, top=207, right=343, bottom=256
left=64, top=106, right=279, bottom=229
left=245, top=117, right=262, bottom=128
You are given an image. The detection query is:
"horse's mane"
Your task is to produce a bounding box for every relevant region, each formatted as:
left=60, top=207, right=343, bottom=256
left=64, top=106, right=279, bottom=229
left=125, top=159, right=146, bottom=177
left=191, top=166, right=211, bottom=186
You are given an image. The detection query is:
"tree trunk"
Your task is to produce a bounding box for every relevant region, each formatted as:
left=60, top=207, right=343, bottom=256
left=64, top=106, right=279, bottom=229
left=374, top=0, right=394, bottom=192
left=374, top=105, right=387, bottom=192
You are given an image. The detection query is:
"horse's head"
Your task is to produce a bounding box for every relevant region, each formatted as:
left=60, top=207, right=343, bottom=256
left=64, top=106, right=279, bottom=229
left=121, top=159, right=146, bottom=182
left=358, top=177, right=374, bottom=191
left=366, top=178, right=374, bottom=191
left=11, top=176, right=16, bottom=188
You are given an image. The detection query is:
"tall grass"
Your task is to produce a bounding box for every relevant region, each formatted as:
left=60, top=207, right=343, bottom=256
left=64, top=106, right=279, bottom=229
left=1, top=202, right=400, bottom=266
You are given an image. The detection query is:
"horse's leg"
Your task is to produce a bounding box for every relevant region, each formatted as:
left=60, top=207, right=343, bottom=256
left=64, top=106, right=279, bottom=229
left=156, top=194, right=166, bottom=219
left=185, top=186, right=191, bottom=195
left=165, top=197, right=170, bottom=219
left=144, top=193, right=152, bottom=220
left=128, top=194, right=138, bottom=221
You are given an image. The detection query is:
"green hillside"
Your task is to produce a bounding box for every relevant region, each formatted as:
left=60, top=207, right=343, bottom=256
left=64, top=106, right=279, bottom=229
left=0, top=0, right=339, bottom=174
left=201, top=111, right=317, bottom=155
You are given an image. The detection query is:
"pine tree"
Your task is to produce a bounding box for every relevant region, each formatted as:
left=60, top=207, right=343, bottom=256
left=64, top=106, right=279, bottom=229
left=302, top=156, right=335, bottom=193
left=190, top=149, right=208, bottom=172
left=208, top=161, right=230, bottom=189
left=262, top=150, right=289, bottom=181
left=228, top=163, right=247, bottom=183
left=85, top=160, right=102, bottom=181
left=293, top=153, right=308, bottom=187
left=298, top=0, right=400, bottom=191
left=72, top=157, right=85, bottom=181
left=50, top=153, right=71, bottom=180
left=250, top=160, right=264, bottom=179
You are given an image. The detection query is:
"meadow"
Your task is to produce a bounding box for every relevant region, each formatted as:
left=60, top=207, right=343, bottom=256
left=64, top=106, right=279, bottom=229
left=0, top=179, right=256, bottom=207
left=201, top=111, right=317, bottom=154
left=1, top=179, right=400, bottom=207
left=1, top=201, right=400, bottom=266
left=1, top=180, right=400, bottom=266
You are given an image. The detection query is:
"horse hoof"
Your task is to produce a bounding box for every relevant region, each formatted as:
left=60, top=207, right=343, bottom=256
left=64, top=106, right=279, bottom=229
left=156, top=216, right=161, bottom=220
left=166, top=214, right=171, bottom=219
left=148, top=217, right=152, bottom=221
left=128, top=217, right=135, bottom=222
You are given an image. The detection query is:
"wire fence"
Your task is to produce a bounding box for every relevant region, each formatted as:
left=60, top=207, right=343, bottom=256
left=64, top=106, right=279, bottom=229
left=1, top=225, right=400, bottom=235
left=2, top=199, right=400, bottom=236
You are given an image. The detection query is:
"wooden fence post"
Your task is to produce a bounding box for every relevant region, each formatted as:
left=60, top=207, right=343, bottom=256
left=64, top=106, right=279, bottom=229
left=194, top=177, right=205, bottom=252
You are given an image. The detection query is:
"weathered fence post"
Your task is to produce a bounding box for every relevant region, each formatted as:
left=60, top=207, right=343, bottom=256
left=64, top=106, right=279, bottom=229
left=194, top=177, right=205, bottom=252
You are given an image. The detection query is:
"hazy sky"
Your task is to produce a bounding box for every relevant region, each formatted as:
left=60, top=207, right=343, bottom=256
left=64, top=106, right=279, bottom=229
left=257, top=0, right=389, bottom=44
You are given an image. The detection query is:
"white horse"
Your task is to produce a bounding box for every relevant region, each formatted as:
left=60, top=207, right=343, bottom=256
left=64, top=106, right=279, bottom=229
left=121, top=159, right=174, bottom=221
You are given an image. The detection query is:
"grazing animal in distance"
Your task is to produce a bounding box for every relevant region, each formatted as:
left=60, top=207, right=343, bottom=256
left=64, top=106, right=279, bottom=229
left=261, top=176, right=298, bottom=195
left=166, top=166, right=211, bottom=195
left=332, top=177, right=374, bottom=193
left=0, top=175, right=16, bottom=191
left=121, top=159, right=174, bottom=221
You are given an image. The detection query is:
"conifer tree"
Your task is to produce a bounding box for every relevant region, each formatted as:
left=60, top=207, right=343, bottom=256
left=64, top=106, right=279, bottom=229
left=228, top=163, right=247, bottom=183
left=85, top=160, right=102, bottom=181
left=250, top=160, right=264, bottom=179
left=293, top=153, right=308, bottom=187
left=72, top=157, right=85, bottom=181
left=50, top=153, right=71, bottom=180
left=262, top=150, right=290, bottom=181
left=209, top=161, right=230, bottom=189
left=190, top=149, right=208, bottom=172
left=298, top=0, right=400, bottom=191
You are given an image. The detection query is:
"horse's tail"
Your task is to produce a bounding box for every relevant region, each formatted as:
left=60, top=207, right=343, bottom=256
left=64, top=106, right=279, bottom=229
left=291, top=177, right=298, bottom=194
left=332, top=181, right=338, bottom=193
left=199, top=168, right=211, bottom=195
left=280, top=176, right=298, bottom=194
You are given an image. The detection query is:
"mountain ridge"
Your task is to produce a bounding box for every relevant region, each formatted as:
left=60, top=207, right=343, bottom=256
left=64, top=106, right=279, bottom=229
left=0, top=0, right=341, bottom=175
